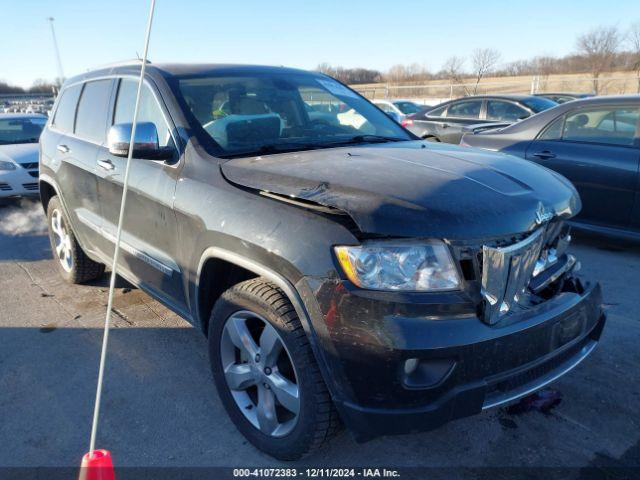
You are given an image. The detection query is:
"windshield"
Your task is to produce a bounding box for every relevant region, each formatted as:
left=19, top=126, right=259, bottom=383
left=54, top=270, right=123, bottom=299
left=174, top=72, right=412, bottom=158
left=0, top=116, right=46, bottom=145
left=393, top=101, right=422, bottom=114
left=521, top=96, right=558, bottom=113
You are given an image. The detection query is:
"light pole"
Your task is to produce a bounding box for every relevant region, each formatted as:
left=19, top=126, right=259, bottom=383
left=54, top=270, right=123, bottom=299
left=47, top=17, right=65, bottom=86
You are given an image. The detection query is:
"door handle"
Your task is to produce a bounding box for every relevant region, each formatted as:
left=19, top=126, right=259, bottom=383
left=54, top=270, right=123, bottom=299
left=532, top=150, right=556, bottom=159
left=57, top=144, right=70, bottom=154
left=97, top=159, right=115, bottom=171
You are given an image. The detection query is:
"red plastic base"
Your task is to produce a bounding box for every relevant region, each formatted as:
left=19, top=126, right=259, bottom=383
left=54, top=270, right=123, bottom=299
left=79, top=449, right=115, bottom=480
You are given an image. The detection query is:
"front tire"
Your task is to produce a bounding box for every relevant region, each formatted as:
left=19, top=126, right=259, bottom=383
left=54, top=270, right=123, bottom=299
left=46, top=196, right=105, bottom=284
left=208, top=278, right=341, bottom=460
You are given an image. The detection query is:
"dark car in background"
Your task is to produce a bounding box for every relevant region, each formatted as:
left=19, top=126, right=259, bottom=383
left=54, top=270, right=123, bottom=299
left=534, top=92, right=595, bottom=104
left=461, top=95, right=640, bottom=240
left=39, top=62, right=605, bottom=459
left=401, top=94, right=558, bottom=144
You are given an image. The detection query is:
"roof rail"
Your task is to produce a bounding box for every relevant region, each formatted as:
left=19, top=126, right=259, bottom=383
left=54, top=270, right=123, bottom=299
left=86, top=58, right=152, bottom=71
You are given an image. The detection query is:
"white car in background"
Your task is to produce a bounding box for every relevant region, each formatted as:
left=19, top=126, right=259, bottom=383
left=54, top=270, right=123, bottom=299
left=373, top=99, right=427, bottom=122
left=0, top=113, right=46, bottom=198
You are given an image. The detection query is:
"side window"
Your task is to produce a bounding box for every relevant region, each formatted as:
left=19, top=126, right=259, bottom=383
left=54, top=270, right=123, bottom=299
left=426, top=105, right=446, bottom=117
left=486, top=100, right=529, bottom=121
left=538, top=115, right=564, bottom=140
left=52, top=84, right=82, bottom=133
left=75, top=80, right=113, bottom=143
left=562, top=107, right=639, bottom=147
left=377, top=103, right=394, bottom=113
left=446, top=100, right=482, bottom=119
left=114, top=78, right=173, bottom=148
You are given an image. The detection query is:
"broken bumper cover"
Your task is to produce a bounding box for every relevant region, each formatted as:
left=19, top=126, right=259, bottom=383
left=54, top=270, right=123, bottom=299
left=300, top=278, right=604, bottom=439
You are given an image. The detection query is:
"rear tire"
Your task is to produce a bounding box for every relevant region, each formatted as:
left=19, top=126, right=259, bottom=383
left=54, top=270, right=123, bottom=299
left=208, top=278, right=342, bottom=460
left=46, top=195, right=105, bottom=284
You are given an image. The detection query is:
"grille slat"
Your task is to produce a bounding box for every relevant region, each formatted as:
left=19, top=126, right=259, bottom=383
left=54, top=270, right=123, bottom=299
left=19, top=162, right=39, bottom=170
left=0, top=182, right=12, bottom=191
left=22, top=182, right=38, bottom=191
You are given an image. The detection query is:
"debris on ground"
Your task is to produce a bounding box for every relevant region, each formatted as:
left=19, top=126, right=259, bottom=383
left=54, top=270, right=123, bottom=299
left=40, top=292, right=54, bottom=298
left=40, top=323, right=57, bottom=333
left=506, top=389, right=563, bottom=415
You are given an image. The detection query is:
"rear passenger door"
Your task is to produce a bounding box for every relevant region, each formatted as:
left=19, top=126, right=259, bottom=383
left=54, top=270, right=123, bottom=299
left=525, top=105, right=640, bottom=229
left=49, top=80, right=113, bottom=256
left=96, top=77, right=187, bottom=312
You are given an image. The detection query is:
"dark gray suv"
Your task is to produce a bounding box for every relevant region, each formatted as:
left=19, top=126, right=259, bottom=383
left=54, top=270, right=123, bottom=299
left=39, top=62, right=605, bottom=460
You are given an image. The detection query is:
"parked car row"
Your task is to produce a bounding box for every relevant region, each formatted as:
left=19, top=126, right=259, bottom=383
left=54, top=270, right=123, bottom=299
left=1, top=97, right=55, bottom=116
left=400, top=94, right=559, bottom=143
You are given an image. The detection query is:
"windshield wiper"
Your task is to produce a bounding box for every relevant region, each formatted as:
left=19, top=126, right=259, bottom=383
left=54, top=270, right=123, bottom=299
left=221, top=135, right=408, bottom=159
left=326, top=134, right=407, bottom=146
left=223, top=142, right=326, bottom=159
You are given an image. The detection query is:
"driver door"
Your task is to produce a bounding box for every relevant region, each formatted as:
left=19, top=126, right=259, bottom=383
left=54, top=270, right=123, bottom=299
left=96, top=77, right=188, bottom=313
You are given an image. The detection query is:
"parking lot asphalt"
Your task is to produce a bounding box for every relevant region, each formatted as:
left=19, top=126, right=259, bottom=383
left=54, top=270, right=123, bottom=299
left=1, top=198, right=639, bottom=475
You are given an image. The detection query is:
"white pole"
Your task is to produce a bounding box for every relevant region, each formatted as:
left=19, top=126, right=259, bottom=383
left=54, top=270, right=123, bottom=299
left=47, top=17, right=65, bottom=84
left=88, top=0, right=157, bottom=454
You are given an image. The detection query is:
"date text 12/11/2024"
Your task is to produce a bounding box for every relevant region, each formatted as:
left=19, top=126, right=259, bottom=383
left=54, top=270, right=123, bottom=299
left=233, top=468, right=401, bottom=478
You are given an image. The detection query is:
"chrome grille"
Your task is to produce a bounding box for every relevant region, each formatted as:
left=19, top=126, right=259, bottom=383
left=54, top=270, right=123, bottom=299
left=19, top=162, right=39, bottom=170
left=481, top=228, right=546, bottom=324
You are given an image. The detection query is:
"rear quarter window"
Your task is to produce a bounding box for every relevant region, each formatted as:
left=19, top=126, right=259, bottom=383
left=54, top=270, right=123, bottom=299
left=52, top=84, right=82, bottom=133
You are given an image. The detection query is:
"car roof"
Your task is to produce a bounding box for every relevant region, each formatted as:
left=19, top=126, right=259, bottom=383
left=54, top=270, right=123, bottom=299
left=0, top=113, right=47, bottom=120
left=534, top=92, right=595, bottom=98
left=554, top=94, right=640, bottom=106
left=64, top=61, right=318, bottom=86
left=450, top=94, right=539, bottom=101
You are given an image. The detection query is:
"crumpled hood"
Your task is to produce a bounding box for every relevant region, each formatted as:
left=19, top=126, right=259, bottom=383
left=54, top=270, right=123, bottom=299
left=221, top=141, right=580, bottom=240
left=0, top=143, right=39, bottom=165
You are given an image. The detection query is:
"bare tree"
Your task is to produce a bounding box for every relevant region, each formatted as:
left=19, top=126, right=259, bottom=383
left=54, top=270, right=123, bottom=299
left=441, top=56, right=468, bottom=96
left=629, top=22, right=640, bottom=93
left=576, top=25, right=621, bottom=94
left=471, top=48, right=501, bottom=94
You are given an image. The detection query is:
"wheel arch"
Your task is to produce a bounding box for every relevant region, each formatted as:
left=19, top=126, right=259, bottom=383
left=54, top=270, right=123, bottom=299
left=195, top=247, right=313, bottom=339
left=38, top=175, right=60, bottom=213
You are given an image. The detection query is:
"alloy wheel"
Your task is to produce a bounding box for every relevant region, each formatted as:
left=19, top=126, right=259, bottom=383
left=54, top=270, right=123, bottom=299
left=50, top=209, right=73, bottom=272
left=219, top=310, right=300, bottom=437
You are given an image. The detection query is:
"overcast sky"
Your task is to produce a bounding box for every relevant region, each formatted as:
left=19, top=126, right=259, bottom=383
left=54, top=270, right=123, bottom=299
left=2, top=0, right=639, bottom=88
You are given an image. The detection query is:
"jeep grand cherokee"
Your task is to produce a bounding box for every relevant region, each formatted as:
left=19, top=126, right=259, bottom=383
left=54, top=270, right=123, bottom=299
left=39, top=62, right=605, bottom=460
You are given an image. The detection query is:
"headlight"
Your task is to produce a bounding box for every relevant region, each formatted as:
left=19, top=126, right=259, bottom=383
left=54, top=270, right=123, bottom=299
left=334, top=240, right=461, bottom=291
left=0, top=160, right=16, bottom=171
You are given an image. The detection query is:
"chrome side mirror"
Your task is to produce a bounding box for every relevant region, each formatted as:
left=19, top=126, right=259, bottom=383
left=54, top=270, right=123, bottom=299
left=107, top=122, right=172, bottom=159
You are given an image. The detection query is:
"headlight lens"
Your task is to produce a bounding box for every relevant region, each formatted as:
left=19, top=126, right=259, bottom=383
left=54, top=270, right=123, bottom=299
left=0, top=160, right=16, bottom=171
left=334, top=240, right=461, bottom=291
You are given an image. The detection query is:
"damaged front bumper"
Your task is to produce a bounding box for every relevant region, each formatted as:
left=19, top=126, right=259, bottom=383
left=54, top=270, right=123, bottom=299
left=297, top=275, right=605, bottom=441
